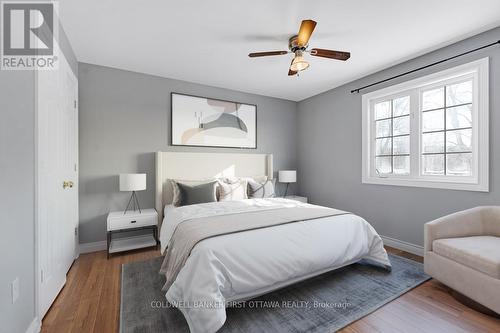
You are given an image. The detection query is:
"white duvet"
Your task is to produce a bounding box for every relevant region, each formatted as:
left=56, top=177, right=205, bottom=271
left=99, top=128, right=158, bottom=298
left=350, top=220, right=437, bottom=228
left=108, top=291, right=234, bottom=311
left=159, top=198, right=390, bottom=333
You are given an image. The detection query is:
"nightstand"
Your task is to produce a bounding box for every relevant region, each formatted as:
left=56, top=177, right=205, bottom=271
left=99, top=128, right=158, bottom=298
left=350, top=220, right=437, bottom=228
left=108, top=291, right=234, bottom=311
left=106, top=208, right=158, bottom=258
left=284, top=195, right=308, bottom=203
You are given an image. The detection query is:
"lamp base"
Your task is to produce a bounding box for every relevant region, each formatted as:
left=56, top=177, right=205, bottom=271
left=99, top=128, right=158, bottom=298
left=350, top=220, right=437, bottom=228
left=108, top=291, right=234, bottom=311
left=124, top=191, right=142, bottom=214
left=283, top=183, right=290, bottom=197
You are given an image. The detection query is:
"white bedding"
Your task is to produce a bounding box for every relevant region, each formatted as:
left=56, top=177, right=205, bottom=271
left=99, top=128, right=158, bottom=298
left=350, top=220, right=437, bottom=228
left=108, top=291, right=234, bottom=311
left=159, top=198, right=390, bottom=333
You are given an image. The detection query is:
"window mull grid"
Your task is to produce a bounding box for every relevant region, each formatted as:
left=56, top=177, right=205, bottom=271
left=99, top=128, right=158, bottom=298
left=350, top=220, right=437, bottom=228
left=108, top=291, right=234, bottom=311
left=374, top=97, right=411, bottom=175
left=351, top=40, right=500, bottom=94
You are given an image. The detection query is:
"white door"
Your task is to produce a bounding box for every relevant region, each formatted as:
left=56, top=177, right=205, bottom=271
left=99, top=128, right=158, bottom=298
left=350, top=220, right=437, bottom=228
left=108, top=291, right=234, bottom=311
left=37, top=43, right=78, bottom=318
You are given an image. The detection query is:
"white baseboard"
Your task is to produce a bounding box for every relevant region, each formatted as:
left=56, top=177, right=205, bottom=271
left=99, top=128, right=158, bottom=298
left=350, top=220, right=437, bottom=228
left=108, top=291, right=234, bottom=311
left=78, top=240, right=107, bottom=254
left=78, top=236, right=424, bottom=257
left=381, top=235, right=424, bottom=256
left=26, top=317, right=41, bottom=333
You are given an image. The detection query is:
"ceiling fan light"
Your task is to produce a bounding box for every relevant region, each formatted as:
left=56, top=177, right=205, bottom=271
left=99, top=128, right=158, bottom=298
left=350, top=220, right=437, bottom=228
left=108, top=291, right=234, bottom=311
left=290, top=52, right=310, bottom=72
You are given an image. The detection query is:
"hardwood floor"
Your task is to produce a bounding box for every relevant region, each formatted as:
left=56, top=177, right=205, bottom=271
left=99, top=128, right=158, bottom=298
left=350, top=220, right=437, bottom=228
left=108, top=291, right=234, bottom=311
left=41, top=246, right=500, bottom=333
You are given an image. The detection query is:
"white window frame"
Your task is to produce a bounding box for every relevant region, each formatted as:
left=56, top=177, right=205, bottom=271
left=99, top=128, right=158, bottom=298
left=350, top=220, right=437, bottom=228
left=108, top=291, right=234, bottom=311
left=362, top=58, right=489, bottom=192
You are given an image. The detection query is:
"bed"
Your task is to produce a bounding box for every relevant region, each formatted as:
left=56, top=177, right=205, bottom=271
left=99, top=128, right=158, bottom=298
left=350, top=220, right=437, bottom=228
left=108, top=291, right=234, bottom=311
left=156, top=152, right=391, bottom=333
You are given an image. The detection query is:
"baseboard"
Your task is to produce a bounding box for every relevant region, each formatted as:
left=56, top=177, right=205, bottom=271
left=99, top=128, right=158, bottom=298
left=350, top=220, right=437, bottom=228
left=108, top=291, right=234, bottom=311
left=78, top=236, right=423, bottom=257
left=26, top=317, right=41, bottom=333
left=78, top=240, right=107, bottom=254
left=381, top=235, right=424, bottom=257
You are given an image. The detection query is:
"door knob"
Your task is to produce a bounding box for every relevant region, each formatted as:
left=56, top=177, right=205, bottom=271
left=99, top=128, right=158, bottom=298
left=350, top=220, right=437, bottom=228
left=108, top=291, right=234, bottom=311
left=63, top=181, right=74, bottom=189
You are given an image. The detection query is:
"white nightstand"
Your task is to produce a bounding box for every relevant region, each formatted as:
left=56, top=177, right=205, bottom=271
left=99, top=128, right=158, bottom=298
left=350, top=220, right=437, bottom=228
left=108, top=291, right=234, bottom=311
left=284, top=195, right=308, bottom=203
left=106, top=208, right=158, bottom=258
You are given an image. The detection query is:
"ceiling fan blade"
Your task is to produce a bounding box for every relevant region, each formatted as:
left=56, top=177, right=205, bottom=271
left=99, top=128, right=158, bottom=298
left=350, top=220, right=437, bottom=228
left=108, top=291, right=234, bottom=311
left=288, top=59, right=297, bottom=76
left=297, top=20, right=317, bottom=47
left=248, top=51, right=288, bottom=58
left=310, top=48, right=351, bottom=61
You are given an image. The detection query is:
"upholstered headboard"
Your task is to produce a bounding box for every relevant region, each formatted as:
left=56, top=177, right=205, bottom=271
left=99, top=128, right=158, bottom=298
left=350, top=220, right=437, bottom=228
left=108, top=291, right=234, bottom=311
left=155, top=151, right=273, bottom=223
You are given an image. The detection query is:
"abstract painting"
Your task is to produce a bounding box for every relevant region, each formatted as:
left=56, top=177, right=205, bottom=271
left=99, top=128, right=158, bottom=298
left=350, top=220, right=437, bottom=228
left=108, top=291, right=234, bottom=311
left=171, top=93, right=257, bottom=148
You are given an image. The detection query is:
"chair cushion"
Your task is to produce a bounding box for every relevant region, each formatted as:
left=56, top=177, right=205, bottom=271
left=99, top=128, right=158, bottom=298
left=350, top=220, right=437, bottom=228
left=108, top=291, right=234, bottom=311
left=433, top=236, right=500, bottom=279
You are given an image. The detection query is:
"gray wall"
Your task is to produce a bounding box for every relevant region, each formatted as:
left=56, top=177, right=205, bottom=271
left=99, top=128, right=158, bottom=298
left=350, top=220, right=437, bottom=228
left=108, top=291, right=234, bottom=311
left=39, top=12, right=77, bottom=76
left=0, top=70, right=36, bottom=333
left=297, top=26, right=500, bottom=247
left=58, top=21, right=78, bottom=77
left=78, top=63, right=298, bottom=244
left=0, top=16, right=76, bottom=332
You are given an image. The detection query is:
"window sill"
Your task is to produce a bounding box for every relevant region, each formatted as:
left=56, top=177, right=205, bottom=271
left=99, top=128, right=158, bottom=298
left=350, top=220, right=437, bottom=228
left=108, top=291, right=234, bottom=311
left=362, top=176, right=488, bottom=192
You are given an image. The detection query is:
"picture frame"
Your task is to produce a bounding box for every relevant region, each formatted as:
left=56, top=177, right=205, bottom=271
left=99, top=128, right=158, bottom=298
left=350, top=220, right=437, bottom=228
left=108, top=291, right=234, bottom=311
left=171, top=92, right=257, bottom=149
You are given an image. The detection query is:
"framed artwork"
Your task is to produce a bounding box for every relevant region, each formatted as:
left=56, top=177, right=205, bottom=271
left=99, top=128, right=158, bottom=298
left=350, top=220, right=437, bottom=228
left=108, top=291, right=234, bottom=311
left=171, top=93, right=257, bottom=149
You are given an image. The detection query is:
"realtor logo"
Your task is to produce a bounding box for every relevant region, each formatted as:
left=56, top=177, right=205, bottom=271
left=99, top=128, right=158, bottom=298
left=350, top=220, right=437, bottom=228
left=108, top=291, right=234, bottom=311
left=1, top=1, right=58, bottom=70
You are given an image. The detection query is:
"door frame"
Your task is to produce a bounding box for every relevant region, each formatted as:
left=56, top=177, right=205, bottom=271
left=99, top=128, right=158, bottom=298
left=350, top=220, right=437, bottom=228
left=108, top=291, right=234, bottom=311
left=34, top=40, right=79, bottom=323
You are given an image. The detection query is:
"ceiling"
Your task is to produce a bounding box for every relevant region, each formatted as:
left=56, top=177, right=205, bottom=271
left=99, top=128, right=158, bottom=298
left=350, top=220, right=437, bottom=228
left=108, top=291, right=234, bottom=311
left=59, top=0, right=500, bottom=101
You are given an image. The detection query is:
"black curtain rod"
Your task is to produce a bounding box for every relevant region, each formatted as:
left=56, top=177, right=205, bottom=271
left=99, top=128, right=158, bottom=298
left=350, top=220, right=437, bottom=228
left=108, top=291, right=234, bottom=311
left=350, top=40, right=500, bottom=94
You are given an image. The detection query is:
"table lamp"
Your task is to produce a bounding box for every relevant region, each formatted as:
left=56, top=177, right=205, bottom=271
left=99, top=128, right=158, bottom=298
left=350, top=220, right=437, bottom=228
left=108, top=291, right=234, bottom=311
left=120, top=173, right=146, bottom=214
left=278, top=170, right=296, bottom=197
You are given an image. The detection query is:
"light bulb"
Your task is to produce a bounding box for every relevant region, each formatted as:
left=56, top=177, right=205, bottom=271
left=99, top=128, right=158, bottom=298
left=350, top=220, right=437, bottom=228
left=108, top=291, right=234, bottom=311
left=290, top=51, right=310, bottom=72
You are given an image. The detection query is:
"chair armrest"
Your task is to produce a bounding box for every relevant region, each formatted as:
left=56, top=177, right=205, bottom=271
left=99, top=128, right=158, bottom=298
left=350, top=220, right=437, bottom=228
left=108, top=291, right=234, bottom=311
left=479, top=206, right=500, bottom=237
left=424, top=207, right=484, bottom=252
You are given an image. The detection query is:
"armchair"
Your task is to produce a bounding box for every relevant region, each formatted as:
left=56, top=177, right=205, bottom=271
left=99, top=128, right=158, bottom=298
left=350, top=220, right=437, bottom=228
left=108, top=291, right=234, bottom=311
left=424, top=206, right=500, bottom=314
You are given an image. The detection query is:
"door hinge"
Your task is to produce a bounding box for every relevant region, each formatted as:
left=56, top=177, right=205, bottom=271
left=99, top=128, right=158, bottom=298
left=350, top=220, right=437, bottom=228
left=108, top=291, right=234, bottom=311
left=74, top=227, right=78, bottom=237
left=41, top=269, right=44, bottom=283
left=74, top=100, right=77, bottom=109
left=74, top=163, right=77, bottom=172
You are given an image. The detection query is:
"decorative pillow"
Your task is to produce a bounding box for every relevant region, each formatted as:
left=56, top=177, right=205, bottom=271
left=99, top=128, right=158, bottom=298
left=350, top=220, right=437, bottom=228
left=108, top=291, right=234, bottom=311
left=218, top=178, right=248, bottom=201
left=247, top=177, right=276, bottom=198
left=170, top=179, right=215, bottom=206
left=176, top=181, right=218, bottom=206
left=170, top=180, right=182, bottom=206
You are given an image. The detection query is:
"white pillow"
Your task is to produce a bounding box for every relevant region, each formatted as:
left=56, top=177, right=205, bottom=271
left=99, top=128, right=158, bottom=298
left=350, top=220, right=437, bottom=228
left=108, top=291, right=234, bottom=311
left=218, top=178, right=248, bottom=201
left=247, top=176, right=276, bottom=198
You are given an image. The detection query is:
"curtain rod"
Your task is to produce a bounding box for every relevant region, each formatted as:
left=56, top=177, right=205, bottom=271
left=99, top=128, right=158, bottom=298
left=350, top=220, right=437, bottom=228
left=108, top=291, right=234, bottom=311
left=350, top=40, right=500, bottom=94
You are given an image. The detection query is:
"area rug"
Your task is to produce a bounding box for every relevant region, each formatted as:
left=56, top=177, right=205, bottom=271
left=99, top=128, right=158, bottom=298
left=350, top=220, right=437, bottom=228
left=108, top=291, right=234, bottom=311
left=120, top=254, right=429, bottom=333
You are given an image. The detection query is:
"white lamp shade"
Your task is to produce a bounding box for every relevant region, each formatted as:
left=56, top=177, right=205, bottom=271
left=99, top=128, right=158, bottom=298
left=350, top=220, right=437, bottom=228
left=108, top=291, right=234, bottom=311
left=279, top=170, right=297, bottom=183
left=119, top=173, right=146, bottom=191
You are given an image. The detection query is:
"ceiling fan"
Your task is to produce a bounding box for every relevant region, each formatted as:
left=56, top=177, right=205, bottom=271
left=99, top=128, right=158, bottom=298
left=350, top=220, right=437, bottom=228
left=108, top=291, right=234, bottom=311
left=248, top=20, right=350, bottom=76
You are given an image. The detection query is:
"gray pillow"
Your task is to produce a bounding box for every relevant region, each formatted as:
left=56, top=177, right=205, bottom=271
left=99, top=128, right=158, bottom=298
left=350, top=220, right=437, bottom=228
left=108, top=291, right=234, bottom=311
left=177, top=181, right=218, bottom=206
left=170, top=179, right=215, bottom=206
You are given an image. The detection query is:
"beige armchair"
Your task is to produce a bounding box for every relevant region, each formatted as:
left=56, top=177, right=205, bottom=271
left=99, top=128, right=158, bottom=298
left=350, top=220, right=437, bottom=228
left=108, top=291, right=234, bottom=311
left=424, top=206, right=500, bottom=314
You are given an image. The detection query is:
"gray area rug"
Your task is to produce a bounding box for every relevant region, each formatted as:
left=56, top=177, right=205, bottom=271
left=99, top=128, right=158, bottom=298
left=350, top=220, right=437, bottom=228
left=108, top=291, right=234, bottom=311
left=121, top=254, right=429, bottom=333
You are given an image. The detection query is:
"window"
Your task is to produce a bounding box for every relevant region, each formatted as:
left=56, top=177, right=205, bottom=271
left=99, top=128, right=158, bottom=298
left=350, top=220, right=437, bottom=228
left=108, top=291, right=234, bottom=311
left=362, top=58, right=489, bottom=191
left=421, top=80, right=473, bottom=176
left=374, top=96, right=411, bottom=175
